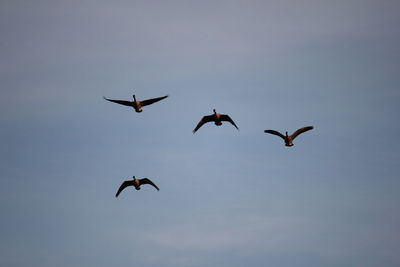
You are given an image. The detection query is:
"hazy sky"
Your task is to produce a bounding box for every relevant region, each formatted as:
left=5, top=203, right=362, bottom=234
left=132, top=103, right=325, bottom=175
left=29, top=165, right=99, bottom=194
left=1, top=1, right=400, bottom=266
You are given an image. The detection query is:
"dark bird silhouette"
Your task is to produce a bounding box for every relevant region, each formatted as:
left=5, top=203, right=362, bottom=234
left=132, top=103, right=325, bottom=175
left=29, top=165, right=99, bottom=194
left=103, top=94, right=168, bottom=112
left=115, top=176, right=159, bottom=197
left=193, top=109, right=239, bottom=133
left=264, top=126, right=314, bottom=146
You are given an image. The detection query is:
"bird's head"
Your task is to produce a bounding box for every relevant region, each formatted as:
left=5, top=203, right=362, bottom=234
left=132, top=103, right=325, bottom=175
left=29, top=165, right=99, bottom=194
left=213, top=109, right=216, bottom=114
left=285, top=131, right=289, bottom=137
left=132, top=94, right=136, bottom=101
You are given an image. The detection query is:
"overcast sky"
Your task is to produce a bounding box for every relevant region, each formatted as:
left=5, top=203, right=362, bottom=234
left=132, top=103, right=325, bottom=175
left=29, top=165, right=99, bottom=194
left=1, top=1, right=400, bottom=266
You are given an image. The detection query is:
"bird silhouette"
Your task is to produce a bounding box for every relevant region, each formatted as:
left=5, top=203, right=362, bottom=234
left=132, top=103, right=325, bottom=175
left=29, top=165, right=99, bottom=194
left=115, top=176, right=159, bottom=197
left=193, top=109, right=239, bottom=133
left=103, top=94, right=168, bottom=112
left=264, top=126, right=314, bottom=146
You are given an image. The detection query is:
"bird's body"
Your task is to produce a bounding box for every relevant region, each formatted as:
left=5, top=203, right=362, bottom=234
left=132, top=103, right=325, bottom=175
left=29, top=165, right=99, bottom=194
left=193, top=109, right=239, bottom=133
left=264, top=126, right=314, bottom=146
left=115, top=176, right=159, bottom=197
left=213, top=113, right=223, bottom=126
left=104, top=94, right=168, bottom=112
left=133, top=98, right=142, bottom=112
left=132, top=178, right=141, bottom=189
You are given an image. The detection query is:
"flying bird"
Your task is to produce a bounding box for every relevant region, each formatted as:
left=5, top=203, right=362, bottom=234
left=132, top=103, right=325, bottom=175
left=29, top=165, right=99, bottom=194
left=115, top=176, right=160, bottom=197
left=193, top=109, right=239, bottom=133
left=264, top=126, right=314, bottom=146
left=103, top=94, right=168, bottom=112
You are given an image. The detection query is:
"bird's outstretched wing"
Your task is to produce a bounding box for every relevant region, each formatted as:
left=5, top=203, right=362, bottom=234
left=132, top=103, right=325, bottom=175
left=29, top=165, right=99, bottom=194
left=140, top=95, right=169, bottom=107
left=193, top=115, right=214, bottom=133
left=103, top=97, right=133, bottom=107
left=264, top=129, right=285, bottom=139
left=220, top=114, right=239, bottom=130
left=290, top=126, right=314, bottom=140
left=115, top=180, right=134, bottom=197
left=140, top=178, right=160, bottom=191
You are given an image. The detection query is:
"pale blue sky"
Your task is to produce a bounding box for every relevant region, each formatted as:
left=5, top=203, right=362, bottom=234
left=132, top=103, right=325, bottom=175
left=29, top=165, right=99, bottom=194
left=1, top=1, right=400, bottom=266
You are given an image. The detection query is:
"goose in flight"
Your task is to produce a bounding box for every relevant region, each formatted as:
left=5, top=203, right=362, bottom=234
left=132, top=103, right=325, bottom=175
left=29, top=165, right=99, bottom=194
left=264, top=126, right=314, bottom=146
left=115, top=176, right=160, bottom=197
left=193, top=109, right=239, bottom=133
left=103, top=94, right=168, bottom=112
